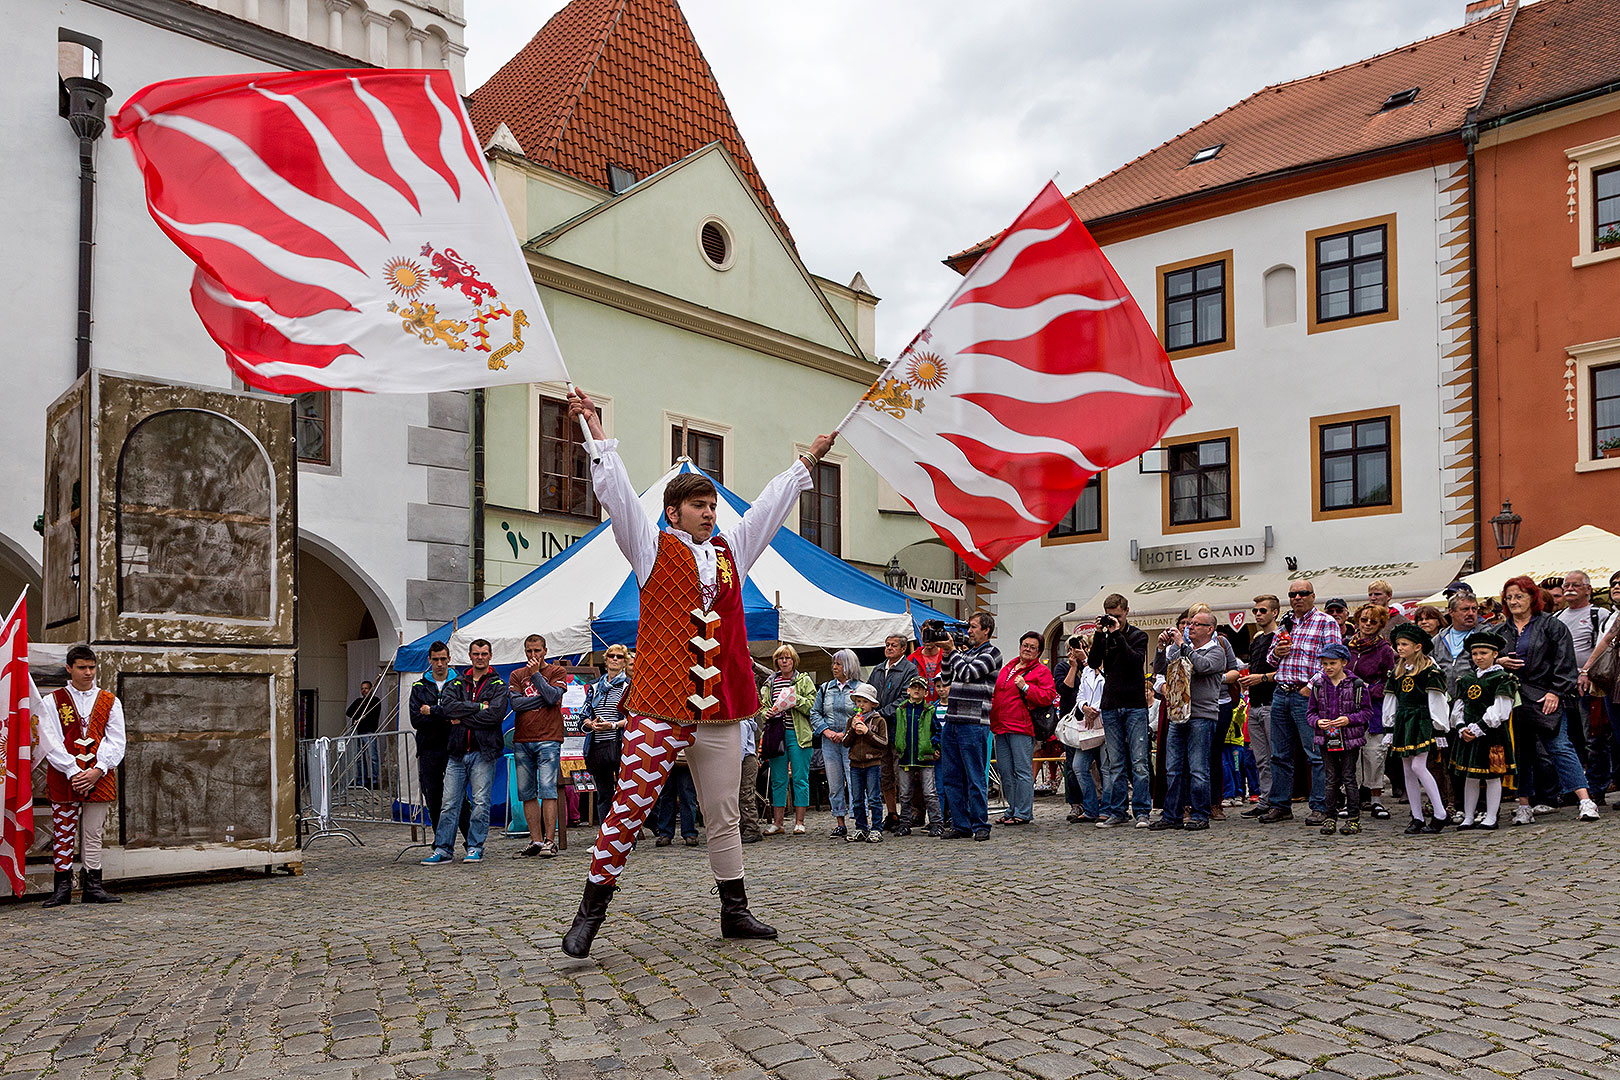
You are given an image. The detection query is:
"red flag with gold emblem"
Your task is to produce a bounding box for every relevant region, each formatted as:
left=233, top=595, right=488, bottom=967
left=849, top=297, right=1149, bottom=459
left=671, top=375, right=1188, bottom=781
left=1, top=594, right=36, bottom=897
left=112, top=70, right=570, bottom=394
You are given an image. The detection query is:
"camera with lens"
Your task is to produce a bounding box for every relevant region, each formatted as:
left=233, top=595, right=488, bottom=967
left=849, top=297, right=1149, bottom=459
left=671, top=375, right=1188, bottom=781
left=920, top=618, right=949, bottom=645
left=1095, top=613, right=1118, bottom=631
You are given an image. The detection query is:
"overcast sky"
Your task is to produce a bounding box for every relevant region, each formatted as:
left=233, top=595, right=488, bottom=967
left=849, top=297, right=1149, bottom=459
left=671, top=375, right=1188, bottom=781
left=465, top=1, right=1465, bottom=360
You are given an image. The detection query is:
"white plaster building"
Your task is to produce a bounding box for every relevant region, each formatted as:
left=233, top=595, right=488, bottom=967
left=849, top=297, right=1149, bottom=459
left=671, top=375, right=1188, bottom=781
left=944, top=14, right=1513, bottom=644
left=2, top=0, right=471, bottom=736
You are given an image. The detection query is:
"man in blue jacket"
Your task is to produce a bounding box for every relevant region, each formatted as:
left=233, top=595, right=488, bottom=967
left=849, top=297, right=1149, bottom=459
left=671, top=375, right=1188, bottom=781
left=421, top=639, right=508, bottom=864
left=409, top=641, right=469, bottom=849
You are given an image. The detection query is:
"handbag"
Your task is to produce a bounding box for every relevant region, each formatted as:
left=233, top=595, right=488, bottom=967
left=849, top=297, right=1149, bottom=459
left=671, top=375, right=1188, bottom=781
left=761, top=717, right=787, bottom=757
left=1018, top=683, right=1058, bottom=741
left=1588, top=634, right=1620, bottom=696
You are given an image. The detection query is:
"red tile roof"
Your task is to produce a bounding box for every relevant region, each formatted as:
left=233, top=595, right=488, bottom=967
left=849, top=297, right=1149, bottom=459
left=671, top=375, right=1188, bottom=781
left=1479, top=0, right=1620, bottom=119
left=948, top=10, right=1512, bottom=265
left=467, top=0, right=791, bottom=243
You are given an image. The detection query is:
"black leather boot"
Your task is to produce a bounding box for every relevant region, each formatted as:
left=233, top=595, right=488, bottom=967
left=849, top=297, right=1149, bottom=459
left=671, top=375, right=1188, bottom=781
left=41, top=870, right=72, bottom=908
left=560, top=881, right=615, bottom=958
left=717, top=877, right=777, bottom=940
left=80, top=868, right=122, bottom=904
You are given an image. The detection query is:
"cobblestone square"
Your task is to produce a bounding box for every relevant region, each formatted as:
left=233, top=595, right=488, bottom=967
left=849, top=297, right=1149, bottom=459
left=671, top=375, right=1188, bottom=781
left=4, top=804, right=1620, bottom=1079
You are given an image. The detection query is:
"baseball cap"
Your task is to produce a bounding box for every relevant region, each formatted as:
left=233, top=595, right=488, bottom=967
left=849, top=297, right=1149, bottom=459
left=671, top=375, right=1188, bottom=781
left=1324, top=597, right=1349, bottom=612
left=907, top=675, right=929, bottom=689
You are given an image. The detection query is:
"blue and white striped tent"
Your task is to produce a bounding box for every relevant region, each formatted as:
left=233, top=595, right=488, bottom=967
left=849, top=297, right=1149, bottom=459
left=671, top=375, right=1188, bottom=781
left=396, top=461, right=954, bottom=668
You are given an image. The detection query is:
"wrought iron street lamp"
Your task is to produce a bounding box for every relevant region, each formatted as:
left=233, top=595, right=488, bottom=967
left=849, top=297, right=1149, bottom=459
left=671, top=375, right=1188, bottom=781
left=1490, top=500, right=1522, bottom=559
left=883, top=556, right=906, bottom=591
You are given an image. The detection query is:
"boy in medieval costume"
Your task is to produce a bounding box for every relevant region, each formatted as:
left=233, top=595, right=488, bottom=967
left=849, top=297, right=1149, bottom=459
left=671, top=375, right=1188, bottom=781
left=34, top=644, right=125, bottom=906
left=1450, top=630, right=1519, bottom=831
left=561, top=388, right=834, bottom=957
left=1382, top=623, right=1452, bottom=834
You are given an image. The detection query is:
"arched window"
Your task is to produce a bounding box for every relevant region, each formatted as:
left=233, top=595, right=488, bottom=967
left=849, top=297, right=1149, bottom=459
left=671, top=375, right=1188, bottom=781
left=117, top=410, right=275, bottom=620
left=1263, top=265, right=1297, bottom=327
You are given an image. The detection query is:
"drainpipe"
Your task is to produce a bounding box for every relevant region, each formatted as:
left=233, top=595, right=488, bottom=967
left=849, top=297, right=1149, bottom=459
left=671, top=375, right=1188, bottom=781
left=58, top=32, right=111, bottom=378
left=1463, top=119, right=1484, bottom=572
left=471, top=388, right=486, bottom=604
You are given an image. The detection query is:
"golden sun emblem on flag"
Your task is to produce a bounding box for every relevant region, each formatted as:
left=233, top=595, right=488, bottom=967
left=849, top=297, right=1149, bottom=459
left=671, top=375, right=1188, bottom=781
left=906, top=351, right=948, bottom=389
left=382, top=257, right=429, bottom=298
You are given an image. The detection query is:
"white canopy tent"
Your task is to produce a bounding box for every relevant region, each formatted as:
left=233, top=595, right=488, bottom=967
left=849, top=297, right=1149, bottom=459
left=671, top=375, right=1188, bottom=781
left=1419, top=525, right=1620, bottom=604
left=395, top=461, right=953, bottom=667
left=1068, top=558, right=1467, bottom=633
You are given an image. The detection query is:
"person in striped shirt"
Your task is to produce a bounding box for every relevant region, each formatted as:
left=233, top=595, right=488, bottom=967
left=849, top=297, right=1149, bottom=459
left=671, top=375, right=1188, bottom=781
left=1259, top=580, right=1343, bottom=826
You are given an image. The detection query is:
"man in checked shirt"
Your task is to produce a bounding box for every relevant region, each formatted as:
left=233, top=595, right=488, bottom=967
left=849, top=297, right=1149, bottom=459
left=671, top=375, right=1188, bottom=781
left=1259, top=580, right=1343, bottom=825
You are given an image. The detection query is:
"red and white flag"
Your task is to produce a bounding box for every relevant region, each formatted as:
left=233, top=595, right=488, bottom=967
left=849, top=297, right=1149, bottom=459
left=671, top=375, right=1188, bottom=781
left=839, top=184, right=1191, bottom=573
left=0, top=594, right=36, bottom=898
left=113, top=70, right=569, bottom=394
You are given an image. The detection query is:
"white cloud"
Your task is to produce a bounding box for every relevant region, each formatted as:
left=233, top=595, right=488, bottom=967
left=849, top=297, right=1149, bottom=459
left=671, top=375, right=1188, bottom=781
left=465, top=0, right=1463, bottom=359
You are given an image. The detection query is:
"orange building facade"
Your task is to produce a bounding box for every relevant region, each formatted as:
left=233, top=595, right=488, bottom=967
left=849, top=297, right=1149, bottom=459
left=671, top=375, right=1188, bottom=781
left=1473, top=0, right=1620, bottom=567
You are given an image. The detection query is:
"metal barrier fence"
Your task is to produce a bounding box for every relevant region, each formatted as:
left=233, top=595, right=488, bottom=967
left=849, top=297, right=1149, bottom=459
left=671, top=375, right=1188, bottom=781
left=297, top=729, right=434, bottom=853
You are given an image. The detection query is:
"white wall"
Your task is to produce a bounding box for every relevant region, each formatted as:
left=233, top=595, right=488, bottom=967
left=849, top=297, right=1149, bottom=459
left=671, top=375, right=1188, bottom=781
left=990, top=166, right=1457, bottom=643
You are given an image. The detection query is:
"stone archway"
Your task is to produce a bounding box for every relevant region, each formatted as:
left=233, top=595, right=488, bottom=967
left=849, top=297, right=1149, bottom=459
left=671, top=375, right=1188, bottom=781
left=0, top=533, right=43, bottom=639
left=297, top=533, right=399, bottom=739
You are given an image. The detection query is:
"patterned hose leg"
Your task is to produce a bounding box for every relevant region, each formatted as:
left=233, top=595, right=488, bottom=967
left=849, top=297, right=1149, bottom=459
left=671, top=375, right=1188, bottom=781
left=586, top=714, right=694, bottom=885
left=51, top=803, right=80, bottom=873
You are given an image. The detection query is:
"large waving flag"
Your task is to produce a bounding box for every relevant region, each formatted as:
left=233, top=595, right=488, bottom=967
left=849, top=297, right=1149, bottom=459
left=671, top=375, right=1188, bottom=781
left=1, top=594, right=35, bottom=898
left=839, top=184, right=1191, bottom=574
left=113, top=70, right=569, bottom=394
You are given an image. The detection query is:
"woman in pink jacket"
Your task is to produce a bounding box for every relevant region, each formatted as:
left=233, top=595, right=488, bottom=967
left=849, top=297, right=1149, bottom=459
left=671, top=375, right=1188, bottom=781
left=990, top=632, right=1058, bottom=825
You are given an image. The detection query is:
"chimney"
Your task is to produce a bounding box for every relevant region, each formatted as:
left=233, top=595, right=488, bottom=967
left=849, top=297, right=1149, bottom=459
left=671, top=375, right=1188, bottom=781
left=1465, top=0, right=1506, bottom=22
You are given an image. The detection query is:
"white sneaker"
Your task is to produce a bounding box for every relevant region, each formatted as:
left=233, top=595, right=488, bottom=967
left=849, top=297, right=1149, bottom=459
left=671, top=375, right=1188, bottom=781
left=1512, top=804, right=1535, bottom=826
left=791, top=823, right=806, bottom=835
left=1134, top=818, right=1151, bottom=829
left=762, top=823, right=783, bottom=836
left=1532, top=803, right=1558, bottom=816
left=1579, top=798, right=1601, bottom=821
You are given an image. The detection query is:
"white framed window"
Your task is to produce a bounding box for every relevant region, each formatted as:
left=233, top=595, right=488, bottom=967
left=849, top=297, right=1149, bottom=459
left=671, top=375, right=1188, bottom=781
left=1571, top=337, right=1620, bottom=473
left=529, top=384, right=610, bottom=517
left=795, top=444, right=848, bottom=557
left=1568, top=135, right=1620, bottom=267
left=666, top=412, right=731, bottom=484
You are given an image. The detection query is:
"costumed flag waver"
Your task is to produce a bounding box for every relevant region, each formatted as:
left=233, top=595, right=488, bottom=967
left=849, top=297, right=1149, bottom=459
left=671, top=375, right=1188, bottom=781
left=113, top=69, right=570, bottom=394
left=0, top=593, right=36, bottom=897
left=837, top=183, right=1191, bottom=574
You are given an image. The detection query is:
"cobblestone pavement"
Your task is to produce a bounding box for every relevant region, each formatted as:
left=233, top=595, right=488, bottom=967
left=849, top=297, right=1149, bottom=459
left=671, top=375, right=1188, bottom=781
left=4, top=800, right=1620, bottom=1080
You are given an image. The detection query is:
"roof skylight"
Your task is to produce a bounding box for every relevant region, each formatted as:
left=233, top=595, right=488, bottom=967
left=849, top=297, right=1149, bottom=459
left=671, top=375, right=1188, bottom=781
left=1380, top=87, right=1420, bottom=111
left=1189, top=143, right=1224, bottom=165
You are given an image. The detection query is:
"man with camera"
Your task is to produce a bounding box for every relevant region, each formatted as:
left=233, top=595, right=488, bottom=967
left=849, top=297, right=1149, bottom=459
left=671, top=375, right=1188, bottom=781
left=939, top=611, right=1002, bottom=840
left=1088, top=595, right=1152, bottom=828
left=1262, top=580, right=1342, bottom=825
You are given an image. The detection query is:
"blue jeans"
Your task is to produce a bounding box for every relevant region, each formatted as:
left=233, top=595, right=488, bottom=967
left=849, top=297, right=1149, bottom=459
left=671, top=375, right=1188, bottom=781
left=1531, top=708, right=1591, bottom=798
left=434, top=752, right=494, bottom=855
left=653, top=764, right=697, bottom=839
left=512, top=740, right=562, bottom=802
left=1269, top=688, right=1325, bottom=813
left=993, top=731, right=1035, bottom=820
left=940, top=722, right=990, bottom=832
left=1101, top=707, right=1152, bottom=820
left=848, top=763, right=883, bottom=831
left=822, top=740, right=851, bottom=818
left=1065, top=745, right=1101, bottom=818
left=1231, top=746, right=1260, bottom=799
left=1164, top=717, right=1214, bottom=824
